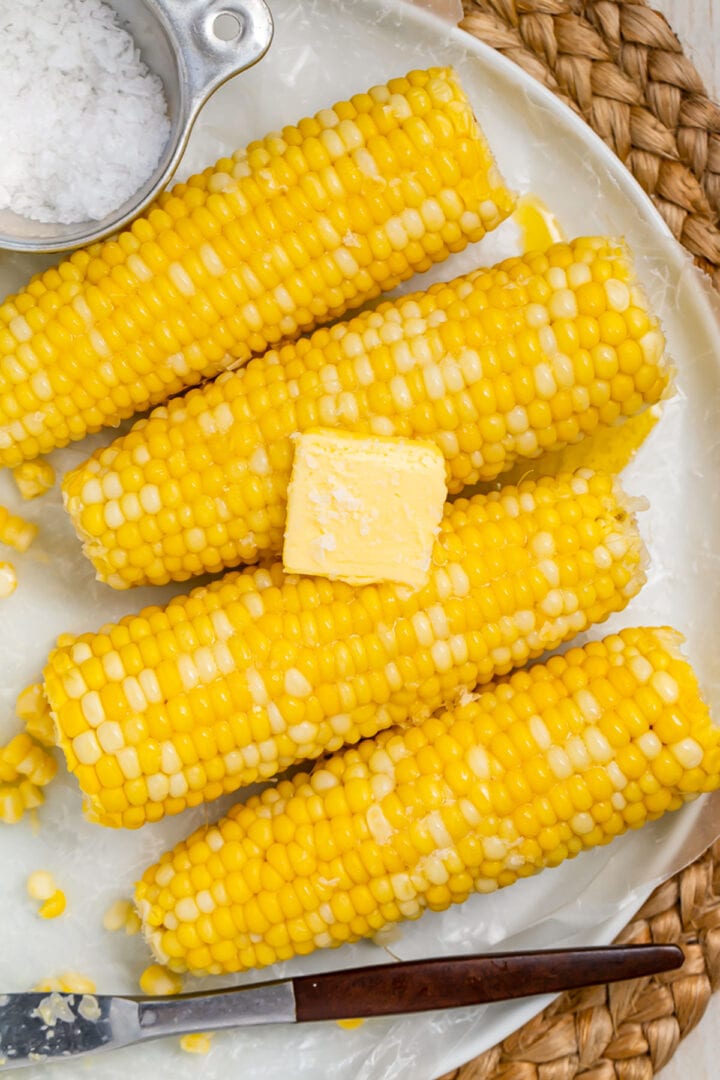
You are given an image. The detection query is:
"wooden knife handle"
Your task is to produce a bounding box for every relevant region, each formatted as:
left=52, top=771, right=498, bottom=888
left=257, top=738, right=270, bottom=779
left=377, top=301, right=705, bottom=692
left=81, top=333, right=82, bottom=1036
left=292, top=945, right=683, bottom=1022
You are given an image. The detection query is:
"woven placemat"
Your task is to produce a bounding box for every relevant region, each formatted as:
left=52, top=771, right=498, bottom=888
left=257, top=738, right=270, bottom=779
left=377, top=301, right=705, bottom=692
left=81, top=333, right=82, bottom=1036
left=439, top=2, right=720, bottom=1078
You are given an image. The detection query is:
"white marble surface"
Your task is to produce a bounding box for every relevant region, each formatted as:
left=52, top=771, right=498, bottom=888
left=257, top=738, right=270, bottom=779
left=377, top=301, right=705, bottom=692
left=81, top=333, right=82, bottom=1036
left=649, top=4, right=718, bottom=1080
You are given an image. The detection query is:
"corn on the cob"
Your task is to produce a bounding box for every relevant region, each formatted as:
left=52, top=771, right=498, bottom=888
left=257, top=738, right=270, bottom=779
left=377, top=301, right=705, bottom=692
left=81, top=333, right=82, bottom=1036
left=63, top=236, right=666, bottom=589
left=0, top=68, right=513, bottom=469
left=135, top=627, right=719, bottom=976
left=44, top=470, right=644, bottom=829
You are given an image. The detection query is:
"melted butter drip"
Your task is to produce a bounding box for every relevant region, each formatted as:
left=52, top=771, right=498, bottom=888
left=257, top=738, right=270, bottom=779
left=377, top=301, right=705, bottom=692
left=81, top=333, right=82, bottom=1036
left=500, top=407, right=661, bottom=488
left=513, top=194, right=564, bottom=251
left=502, top=196, right=659, bottom=484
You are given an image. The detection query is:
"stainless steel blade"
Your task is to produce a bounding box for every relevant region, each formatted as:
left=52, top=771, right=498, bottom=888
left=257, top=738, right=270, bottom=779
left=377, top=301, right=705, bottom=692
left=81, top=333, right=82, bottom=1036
left=0, top=992, right=141, bottom=1069
left=0, top=982, right=297, bottom=1070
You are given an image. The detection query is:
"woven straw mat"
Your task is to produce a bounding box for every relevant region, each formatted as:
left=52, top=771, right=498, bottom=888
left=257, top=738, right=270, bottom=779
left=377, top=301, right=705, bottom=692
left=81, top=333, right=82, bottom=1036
left=437, top=2, right=720, bottom=1079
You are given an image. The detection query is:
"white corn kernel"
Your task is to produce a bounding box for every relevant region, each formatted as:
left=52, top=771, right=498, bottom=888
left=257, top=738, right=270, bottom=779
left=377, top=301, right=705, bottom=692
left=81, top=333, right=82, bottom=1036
left=0, top=562, right=17, bottom=598
left=73, top=731, right=101, bottom=765
left=27, top=870, right=57, bottom=901
left=284, top=668, right=312, bottom=698
left=571, top=812, right=595, bottom=836
left=650, top=671, right=680, bottom=705
left=671, top=738, right=703, bottom=769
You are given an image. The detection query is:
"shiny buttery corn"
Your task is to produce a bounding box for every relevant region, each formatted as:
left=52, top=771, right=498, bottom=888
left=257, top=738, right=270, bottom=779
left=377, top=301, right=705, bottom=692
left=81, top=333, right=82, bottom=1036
left=0, top=68, right=514, bottom=468
left=43, top=470, right=645, bottom=829
left=135, top=627, right=719, bottom=976
left=63, top=236, right=667, bottom=589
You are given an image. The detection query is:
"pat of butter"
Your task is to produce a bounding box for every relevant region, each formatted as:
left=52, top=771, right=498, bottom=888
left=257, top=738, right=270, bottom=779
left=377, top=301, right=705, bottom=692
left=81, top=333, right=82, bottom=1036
left=283, top=430, right=447, bottom=589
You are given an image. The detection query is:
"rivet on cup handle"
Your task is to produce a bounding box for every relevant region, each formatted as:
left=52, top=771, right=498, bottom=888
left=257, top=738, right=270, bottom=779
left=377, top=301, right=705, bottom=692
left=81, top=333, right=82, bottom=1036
left=152, top=0, right=274, bottom=114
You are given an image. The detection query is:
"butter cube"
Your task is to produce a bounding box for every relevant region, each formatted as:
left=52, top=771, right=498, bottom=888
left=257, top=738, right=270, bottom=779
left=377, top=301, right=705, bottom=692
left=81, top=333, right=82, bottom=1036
left=282, top=430, right=447, bottom=589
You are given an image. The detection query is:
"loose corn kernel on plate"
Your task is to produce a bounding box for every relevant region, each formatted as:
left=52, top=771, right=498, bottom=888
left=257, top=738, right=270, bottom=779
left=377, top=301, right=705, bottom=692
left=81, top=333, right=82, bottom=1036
left=1, top=1, right=720, bottom=1079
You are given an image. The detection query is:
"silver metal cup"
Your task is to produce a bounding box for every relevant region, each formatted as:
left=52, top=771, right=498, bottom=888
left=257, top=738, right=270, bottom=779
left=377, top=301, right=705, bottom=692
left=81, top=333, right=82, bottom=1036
left=0, top=0, right=273, bottom=253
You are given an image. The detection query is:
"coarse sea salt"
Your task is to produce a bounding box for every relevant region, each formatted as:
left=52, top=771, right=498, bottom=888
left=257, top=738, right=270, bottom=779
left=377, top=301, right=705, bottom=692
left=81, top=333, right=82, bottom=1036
left=0, top=0, right=171, bottom=225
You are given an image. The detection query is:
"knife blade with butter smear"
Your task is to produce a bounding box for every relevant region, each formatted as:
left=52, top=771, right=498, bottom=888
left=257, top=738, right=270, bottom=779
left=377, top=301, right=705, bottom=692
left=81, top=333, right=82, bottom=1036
left=0, top=945, right=683, bottom=1070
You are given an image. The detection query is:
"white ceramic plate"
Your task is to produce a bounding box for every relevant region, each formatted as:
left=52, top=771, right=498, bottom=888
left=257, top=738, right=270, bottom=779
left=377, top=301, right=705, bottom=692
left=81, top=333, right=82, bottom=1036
left=2, top=1, right=720, bottom=1078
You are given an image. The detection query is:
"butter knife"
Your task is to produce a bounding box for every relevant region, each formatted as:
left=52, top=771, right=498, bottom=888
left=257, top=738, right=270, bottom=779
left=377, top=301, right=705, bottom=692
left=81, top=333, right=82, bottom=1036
left=0, top=944, right=682, bottom=1070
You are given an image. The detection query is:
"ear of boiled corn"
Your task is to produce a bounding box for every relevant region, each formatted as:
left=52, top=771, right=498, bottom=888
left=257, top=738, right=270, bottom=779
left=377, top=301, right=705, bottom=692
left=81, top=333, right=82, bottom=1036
left=135, top=627, right=719, bottom=976
left=0, top=68, right=514, bottom=469
left=44, top=470, right=645, bottom=829
left=63, top=237, right=667, bottom=590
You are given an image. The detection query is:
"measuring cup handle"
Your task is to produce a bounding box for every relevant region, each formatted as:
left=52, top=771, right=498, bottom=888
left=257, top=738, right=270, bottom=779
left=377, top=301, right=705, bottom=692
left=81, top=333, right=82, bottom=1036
left=153, top=0, right=274, bottom=116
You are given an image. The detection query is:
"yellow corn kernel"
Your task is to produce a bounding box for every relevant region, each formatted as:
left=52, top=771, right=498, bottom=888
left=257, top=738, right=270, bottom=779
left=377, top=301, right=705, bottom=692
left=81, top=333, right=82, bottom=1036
left=125, top=910, right=142, bottom=935
left=180, top=1033, right=213, bottom=1055
left=13, top=460, right=56, bottom=500
left=24, top=713, right=56, bottom=749
left=15, top=686, right=53, bottom=738
left=39, top=891, right=67, bottom=920
left=0, top=68, right=513, bottom=470
left=33, top=978, right=64, bottom=993
left=3, top=738, right=46, bottom=788
left=0, top=786, right=24, bottom=824
left=16, top=683, right=55, bottom=747
left=135, top=627, right=716, bottom=976
left=19, top=780, right=44, bottom=809
left=0, top=505, right=37, bottom=552
left=62, top=237, right=667, bottom=590
left=59, top=973, right=96, bottom=995
left=2, top=733, right=34, bottom=770
left=139, top=963, right=183, bottom=996
left=103, top=898, right=135, bottom=932
left=45, top=470, right=646, bottom=828
left=18, top=744, right=57, bottom=787
left=33, top=974, right=96, bottom=994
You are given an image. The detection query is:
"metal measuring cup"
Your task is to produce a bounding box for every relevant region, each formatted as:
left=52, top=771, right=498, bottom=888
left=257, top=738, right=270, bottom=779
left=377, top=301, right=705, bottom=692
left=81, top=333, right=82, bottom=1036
left=0, top=0, right=273, bottom=254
